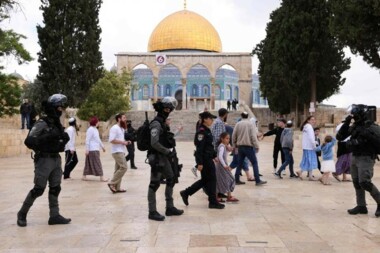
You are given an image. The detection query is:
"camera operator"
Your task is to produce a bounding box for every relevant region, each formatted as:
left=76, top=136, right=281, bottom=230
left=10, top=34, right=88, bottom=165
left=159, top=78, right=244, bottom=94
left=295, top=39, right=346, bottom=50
left=337, top=104, right=380, bottom=217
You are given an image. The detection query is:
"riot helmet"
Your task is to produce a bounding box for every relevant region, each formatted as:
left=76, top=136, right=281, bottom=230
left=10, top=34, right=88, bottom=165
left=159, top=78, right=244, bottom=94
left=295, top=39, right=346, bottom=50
left=43, top=94, right=67, bottom=118
left=348, top=104, right=368, bottom=123
left=153, top=97, right=177, bottom=119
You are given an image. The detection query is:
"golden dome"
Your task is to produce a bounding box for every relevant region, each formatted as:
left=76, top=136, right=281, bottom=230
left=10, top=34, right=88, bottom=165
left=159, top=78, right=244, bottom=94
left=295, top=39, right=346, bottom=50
left=148, top=10, right=222, bottom=53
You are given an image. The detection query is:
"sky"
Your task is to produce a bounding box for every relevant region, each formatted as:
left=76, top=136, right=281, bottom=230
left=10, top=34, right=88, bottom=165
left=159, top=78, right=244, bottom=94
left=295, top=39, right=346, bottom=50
left=1, top=0, right=379, bottom=108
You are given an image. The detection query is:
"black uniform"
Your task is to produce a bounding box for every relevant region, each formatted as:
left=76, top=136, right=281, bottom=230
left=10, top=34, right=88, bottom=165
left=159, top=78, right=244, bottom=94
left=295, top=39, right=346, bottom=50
left=125, top=123, right=137, bottom=169
left=337, top=113, right=380, bottom=217
left=263, top=127, right=285, bottom=169
left=180, top=124, right=223, bottom=208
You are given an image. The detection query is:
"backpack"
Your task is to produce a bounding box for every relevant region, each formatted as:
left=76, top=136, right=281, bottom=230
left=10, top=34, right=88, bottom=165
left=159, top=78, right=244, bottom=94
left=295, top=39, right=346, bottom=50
left=136, top=112, right=151, bottom=151
left=367, top=123, right=380, bottom=154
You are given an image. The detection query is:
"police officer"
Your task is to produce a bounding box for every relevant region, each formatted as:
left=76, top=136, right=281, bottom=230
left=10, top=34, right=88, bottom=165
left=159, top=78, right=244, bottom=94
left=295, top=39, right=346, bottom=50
left=180, top=111, right=225, bottom=209
left=125, top=120, right=137, bottom=169
left=337, top=104, right=380, bottom=217
left=148, top=97, right=184, bottom=221
left=17, top=94, right=71, bottom=227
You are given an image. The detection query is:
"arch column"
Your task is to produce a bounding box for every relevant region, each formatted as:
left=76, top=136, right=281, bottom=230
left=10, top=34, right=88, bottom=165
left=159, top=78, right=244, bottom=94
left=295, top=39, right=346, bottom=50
left=153, top=76, right=158, bottom=102
left=210, top=77, right=215, bottom=110
left=238, top=79, right=252, bottom=108
left=181, top=78, right=187, bottom=110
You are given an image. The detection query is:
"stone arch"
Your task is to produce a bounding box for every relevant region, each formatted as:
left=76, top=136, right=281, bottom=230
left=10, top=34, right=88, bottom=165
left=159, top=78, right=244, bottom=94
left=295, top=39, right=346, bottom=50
left=132, top=64, right=154, bottom=102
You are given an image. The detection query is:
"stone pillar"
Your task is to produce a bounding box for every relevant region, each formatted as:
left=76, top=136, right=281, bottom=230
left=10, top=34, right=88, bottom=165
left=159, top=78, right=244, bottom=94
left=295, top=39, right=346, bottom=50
left=210, top=77, right=215, bottom=110
left=153, top=77, right=158, bottom=102
left=238, top=79, right=252, bottom=109
left=181, top=78, right=187, bottom=110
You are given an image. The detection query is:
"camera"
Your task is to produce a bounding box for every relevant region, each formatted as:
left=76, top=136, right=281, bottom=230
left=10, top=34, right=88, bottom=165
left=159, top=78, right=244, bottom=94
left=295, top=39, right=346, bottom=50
left=348, top=104, right=377, bottom=123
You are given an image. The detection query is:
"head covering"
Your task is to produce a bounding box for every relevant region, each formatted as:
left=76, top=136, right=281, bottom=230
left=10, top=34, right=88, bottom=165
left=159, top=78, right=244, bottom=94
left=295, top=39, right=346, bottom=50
left=241, top=112, right=249, bottom=118
left=89, top=116, right=99, bottom=126
left=200, top=111, right=217, bottom=119
left=68, top=117, right=75, bottom=123
left=286, top=120, right=293, bottom=127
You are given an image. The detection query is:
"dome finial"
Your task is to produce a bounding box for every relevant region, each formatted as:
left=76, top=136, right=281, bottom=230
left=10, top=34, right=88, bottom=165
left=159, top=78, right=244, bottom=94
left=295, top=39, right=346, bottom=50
left=184, top=0, right=187, bottom=10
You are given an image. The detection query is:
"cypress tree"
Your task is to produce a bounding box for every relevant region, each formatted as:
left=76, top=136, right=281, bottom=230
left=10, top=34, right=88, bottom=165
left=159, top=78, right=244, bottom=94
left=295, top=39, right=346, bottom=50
left=37, top=0, right=103, bottom=107
left=254, top=0, right=350, bottom=115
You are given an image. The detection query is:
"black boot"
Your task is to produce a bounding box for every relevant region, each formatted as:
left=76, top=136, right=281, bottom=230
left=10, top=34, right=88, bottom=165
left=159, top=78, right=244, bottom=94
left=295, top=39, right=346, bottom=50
left=48, top=214, right=71, bottom=225
left=347, top=206, right=368, bottom=215
left=165, top=206, right=184, bottom=216
left=180, top=190, right=189, bottom=206
left=17, top=211, right=27, bottom=227
left=375, top=205, right=380, bottom=217
left=148, top=211, right=165, bottom=221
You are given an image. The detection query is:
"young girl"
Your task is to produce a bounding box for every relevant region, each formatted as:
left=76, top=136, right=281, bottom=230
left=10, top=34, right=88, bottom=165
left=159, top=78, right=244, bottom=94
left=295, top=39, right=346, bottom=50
left=216, top=132, right=238, bottom=202
left=316, top=135, right=337, bottom=185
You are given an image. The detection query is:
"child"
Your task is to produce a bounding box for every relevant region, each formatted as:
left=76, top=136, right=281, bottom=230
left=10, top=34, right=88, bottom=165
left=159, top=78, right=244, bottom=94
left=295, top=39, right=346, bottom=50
left=275, top=120, right=297, bottom=178
left=216, top=132, right=238, bottom=202
left=316, top=135, right=337, bottom=185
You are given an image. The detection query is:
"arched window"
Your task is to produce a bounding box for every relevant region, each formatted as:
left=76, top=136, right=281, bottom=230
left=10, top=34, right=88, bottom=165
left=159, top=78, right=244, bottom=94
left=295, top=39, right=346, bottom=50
left=133, top=87, right=139, bottom=100
left=214, top=85, right=221, bottom=99
left=226, top=85, right=231, bottom=100
left=143, top=85, right=149, bottom=99
left=234, top=87, right=239, bottom=100
left=165, top=84, right=171, bottom=96
left=192, top=84, right=198, bottom=96
left=255, top=90, right=260, bottom=104
left=203, top=85, right=209, bottom=96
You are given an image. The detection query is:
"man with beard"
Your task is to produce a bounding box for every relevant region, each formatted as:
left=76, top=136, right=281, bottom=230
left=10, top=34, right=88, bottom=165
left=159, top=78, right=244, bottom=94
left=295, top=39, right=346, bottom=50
left=107, top=113, right=131, bottom=193
left=17, top=94, right=71, bottom=226
left=147, top=97, right=184, bottom=221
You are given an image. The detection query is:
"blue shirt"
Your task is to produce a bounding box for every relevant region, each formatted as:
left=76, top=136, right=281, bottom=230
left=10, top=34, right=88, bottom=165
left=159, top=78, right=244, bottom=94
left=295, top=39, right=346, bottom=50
left=315, top=138, right=336, bottom=161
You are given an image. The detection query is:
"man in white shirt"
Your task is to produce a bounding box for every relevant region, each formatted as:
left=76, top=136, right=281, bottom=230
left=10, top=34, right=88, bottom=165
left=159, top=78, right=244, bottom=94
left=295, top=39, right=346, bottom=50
left=107, top=113, right=131, bottom=193
left=63, top=117, right=78, bottom=179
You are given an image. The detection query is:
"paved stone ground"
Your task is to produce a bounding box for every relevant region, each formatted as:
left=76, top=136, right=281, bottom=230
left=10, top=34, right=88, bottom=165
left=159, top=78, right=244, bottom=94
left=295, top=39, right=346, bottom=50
left=0, top=139, right=379, bottom=253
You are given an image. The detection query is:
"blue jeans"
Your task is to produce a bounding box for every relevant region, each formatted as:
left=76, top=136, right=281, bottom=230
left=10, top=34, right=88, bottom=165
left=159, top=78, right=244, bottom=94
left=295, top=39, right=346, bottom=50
left=21, top=113, right=30, bottom=129
left=277, top=148, right=294, bottom=175
left=237, top=146, right=261, bottom=183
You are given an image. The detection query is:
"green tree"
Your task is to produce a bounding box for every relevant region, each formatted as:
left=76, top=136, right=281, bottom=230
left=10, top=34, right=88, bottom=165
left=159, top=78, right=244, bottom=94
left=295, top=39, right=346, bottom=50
left=0, top=74, right=22, bottom=117
left=329, top=0, right=380, bottom=69
left=253, top=0, right=350, bottom=115
left=0, top=0, right=33, bottom=117
left=77, top=70, right=132, bottom=121
left=37, top=0, right=103, bottom=107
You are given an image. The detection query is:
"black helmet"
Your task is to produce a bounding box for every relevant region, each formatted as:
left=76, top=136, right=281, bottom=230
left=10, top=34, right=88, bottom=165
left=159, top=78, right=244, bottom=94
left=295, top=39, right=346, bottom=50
left=161, top=97, right=177, bottom=112
left=48, top=94, right=67, bottom=108
left=348, top=104, right=368, bottom=122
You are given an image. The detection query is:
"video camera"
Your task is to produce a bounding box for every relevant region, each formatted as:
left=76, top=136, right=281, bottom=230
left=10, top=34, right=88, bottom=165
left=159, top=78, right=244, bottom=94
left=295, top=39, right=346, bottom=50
left=348, top=104, right=377, bottom=123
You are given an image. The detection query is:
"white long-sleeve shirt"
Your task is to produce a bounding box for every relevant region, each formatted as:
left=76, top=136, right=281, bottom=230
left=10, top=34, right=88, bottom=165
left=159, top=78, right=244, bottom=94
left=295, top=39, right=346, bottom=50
left=64, top=126, right=76, bottom=151
left=108, top=124, right=126, bottom=154
left=302, top=123, right=316, bottom=150
left=86, top=126, right=104, bottom=151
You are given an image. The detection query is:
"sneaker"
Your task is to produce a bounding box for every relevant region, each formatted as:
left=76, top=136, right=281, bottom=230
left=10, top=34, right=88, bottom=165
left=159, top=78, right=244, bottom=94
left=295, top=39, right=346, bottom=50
left=209, top=202, right=225, bottom=209
left=165, top=206, right=184, bottom=216
left=180, top=190, right=189, bottom=206
left=274, top=172, right=282, bottom=179
left=148, top=211, right=165, bottom=221
left=347, top=206, right=368, bottom=215
left=191, top=166, right=198, bottom=178
left=48, top=215, right=71, bottom=225
left=256, top=180, right=267, bottom=186
left=17, top=211, right=27, bottom=227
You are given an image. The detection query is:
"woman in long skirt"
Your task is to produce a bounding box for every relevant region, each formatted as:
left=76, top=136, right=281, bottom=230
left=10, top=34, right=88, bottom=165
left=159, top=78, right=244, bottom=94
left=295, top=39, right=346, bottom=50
left=82, top=117, right=108, bottom=182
